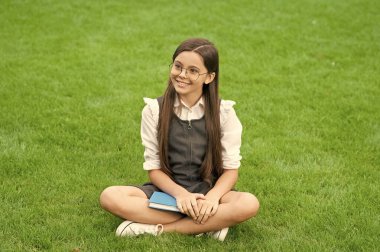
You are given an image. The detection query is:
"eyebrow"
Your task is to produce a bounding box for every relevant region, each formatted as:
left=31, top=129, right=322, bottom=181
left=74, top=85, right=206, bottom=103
left=174, top=60, right=201, bottom=70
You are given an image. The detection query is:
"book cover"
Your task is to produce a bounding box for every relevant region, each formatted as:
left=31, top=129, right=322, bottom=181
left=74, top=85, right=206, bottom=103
left=149, top=192, right=181, bottom=212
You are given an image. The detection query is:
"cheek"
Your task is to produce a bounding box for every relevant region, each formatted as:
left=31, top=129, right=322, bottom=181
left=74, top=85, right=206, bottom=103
left=195, top=79, right=205, bottom=86
left=169, top=73, right=176, bottom=82
left=170, top=71, right=179, bottom=79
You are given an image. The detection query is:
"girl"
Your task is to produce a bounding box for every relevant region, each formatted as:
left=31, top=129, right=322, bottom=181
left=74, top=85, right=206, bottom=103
left=100, top=38, right=259, bottom=241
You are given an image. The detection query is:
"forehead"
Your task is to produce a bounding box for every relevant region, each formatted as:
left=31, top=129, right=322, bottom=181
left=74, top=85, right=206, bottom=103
left=174, top=51, right=205, bottom=68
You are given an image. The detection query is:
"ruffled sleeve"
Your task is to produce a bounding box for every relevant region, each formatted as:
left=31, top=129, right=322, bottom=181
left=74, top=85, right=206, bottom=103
left=220, top=100, right=243, bottom=169
left=142, top=97, right=160, bottom=125
left=141, top=98, right=161, bottom=170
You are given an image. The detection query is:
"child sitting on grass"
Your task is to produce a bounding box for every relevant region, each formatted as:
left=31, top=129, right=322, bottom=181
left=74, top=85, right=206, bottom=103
left=100, top=38, right=259, bottom=241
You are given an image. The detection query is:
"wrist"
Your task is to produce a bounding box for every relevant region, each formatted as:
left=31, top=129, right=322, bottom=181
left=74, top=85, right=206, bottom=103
left=205, top=190, right=221, bottom=202
left=172, top=188, right=189, bottom=198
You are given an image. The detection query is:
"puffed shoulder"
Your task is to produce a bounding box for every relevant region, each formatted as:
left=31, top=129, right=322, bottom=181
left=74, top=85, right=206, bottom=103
left=142, top=97, right=159, bottom=124
left=220, top=100, right=237, bottom=125
left=220, top=100, right=236, bottom=110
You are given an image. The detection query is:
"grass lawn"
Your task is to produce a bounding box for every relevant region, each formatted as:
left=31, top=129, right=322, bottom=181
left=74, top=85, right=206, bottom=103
left=1, top=0, right=379, bottom=251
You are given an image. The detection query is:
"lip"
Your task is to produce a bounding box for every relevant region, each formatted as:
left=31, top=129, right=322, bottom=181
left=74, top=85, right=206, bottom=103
left=175, top=80, right=191, bottom=87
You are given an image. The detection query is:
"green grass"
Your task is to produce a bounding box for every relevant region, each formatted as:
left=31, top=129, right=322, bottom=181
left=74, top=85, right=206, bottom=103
left=1, top=0, right=379, bottom=251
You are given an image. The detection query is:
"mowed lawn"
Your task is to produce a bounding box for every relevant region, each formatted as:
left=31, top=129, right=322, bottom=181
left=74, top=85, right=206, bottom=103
left=1, top=0, right=379, bottom=251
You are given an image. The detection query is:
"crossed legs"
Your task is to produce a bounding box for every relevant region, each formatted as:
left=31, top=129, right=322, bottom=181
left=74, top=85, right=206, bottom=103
left=99, top=186, right=259, bottom=234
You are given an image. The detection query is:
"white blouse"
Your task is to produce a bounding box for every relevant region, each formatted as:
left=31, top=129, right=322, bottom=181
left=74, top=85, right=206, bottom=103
left=141, top=96, right=243, bottom=170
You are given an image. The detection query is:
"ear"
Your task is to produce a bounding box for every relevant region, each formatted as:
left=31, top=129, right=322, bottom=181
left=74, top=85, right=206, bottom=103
left=204, top=72, right=216, bottom=85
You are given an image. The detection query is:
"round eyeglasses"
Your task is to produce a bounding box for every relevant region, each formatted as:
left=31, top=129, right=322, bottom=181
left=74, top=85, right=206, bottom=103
left=169, top=63, right=208, bottom=81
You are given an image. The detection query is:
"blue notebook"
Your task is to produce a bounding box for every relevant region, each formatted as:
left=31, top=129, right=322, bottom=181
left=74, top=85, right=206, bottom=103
left=149, top=192, right=180, bottom=212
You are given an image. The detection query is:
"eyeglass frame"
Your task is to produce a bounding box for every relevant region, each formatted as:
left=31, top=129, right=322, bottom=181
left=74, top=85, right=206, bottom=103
left=169, top=63, right=209, bottom=81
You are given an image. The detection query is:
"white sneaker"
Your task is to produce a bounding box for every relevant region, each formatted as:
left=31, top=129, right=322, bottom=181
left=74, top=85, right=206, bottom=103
left=196, top=227, right=229, bottom=242
left=208, top=227, right=229, bottom=241
left=116, top=220, right=164, bottom=237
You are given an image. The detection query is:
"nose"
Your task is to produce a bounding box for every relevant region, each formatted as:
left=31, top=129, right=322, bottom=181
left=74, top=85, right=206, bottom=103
left=179, top=68, right=188, bottom=78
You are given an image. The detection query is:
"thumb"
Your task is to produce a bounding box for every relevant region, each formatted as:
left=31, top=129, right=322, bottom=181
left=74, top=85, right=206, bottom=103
left=194, top=193, right=206, bottom=199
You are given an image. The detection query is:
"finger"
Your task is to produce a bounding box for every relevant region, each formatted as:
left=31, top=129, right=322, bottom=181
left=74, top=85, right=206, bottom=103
left=177, top=202, right=184, bottom=214
left=210, top=204, right=219, bottom=216
left=196, top=213, right=203, bottom=223
left=191, top=198, right=200, bottom=217
left=182, top=203, right=189, bottom=215
left=195, top=201, right=204, bottom=223
left=186, top=201, right=196, bottom=219
left=197, top=205, right=207, bottom=224
left=200, top=207, right=211, bottom=224
left=196, top=199, right=204, bottom=208
left=201, top=214, right=210, bottom=224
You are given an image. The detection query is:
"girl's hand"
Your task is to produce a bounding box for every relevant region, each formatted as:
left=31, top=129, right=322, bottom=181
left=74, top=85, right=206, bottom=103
left=176, top=193, right=206, bottom=220
left=195, top=197, right=219, bottom=224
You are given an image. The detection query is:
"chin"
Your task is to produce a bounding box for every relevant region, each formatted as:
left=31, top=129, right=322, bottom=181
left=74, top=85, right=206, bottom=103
left=173, top=86, right=186, bottom=94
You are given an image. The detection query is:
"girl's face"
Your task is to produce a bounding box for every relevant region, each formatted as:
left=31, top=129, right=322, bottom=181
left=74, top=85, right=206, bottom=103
left=170, top=51, right=215, bottom=107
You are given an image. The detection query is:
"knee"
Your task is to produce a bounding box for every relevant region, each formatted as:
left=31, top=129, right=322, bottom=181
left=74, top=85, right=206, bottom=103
left=99, top=186, right=118, bottom=210
left=246, top=193, right=260, bottom=217
left=233, top=193, right=260, bottom=222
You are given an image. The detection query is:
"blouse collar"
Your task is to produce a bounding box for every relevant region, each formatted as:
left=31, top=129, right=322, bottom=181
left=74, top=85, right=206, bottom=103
left=174, top=95, right=205, bottom=109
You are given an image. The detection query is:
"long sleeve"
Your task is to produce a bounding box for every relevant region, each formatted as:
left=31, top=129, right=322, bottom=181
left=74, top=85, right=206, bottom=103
left=220, top=100, right=243, bottom=169
left=141, top=98, right=160, bottom=170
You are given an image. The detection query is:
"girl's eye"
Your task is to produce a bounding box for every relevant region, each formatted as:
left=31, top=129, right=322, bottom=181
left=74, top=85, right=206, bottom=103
left=174, top=64, right=182, bottom=70
left=189, top=68, right=199, bottom=74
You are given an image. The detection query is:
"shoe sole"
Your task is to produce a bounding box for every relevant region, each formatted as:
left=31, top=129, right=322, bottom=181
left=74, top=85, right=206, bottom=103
left=216, top=227, right=229, bottom=241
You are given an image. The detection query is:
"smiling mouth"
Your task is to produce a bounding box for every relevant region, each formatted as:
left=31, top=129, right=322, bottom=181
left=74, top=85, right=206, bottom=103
left=176, top=80, right=191, bottom=86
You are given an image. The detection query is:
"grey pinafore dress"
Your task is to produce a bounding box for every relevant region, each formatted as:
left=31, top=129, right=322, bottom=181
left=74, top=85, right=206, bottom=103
left=136, top=97, right=215, bottom=198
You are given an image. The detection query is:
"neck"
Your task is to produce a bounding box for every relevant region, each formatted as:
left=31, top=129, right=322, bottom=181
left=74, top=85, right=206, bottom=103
left=178, top=93, right=202, bottom=108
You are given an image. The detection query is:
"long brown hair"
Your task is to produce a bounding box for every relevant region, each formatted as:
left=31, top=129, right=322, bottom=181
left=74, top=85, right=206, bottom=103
left=157, top=38, right=223, bottom=185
